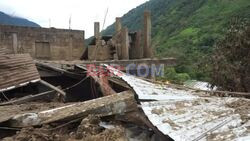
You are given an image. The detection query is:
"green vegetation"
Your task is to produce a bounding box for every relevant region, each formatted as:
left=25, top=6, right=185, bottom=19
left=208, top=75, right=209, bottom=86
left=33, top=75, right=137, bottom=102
left=210, top=22, right=250, bottom=92
left=158, top=67, right=190, bottom=84
left=103, top=0, right=250, bottom=83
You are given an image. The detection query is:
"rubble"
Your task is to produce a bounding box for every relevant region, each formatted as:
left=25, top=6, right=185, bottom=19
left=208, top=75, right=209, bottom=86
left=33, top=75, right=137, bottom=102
left=2, top=115, right=157, bottom=141
left=1, top=58, right=250, bottom=140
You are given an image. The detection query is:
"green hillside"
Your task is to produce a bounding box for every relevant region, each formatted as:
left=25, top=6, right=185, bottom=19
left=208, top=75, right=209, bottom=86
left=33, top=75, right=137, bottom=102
left=103, top=0, right=250, bottom=81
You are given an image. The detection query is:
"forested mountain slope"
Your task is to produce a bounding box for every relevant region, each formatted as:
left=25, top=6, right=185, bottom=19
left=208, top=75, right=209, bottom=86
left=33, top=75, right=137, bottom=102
left=103, top=0, right=250, bottom=80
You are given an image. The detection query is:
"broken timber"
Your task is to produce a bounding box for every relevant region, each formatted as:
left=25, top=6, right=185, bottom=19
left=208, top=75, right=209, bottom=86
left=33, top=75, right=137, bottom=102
left=0, top=90, right=56, bottom=106
left=39, top=80, right=66, bottom=98
left=9, top=90, right=137, bottom=127
left=36, top=61, right=84, bottom=79
left=36, top=61, right=131, bottom=90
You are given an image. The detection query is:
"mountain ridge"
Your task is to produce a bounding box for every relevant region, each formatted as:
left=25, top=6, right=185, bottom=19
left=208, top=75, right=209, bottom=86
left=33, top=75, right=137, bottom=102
left=0, top=11, right=40, bottom=27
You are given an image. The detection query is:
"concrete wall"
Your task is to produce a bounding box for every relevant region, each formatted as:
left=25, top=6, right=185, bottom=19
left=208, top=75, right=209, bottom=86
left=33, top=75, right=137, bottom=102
left=0, top=24, right=85, bottom=60
left=88, top=45, right=111, bottom=61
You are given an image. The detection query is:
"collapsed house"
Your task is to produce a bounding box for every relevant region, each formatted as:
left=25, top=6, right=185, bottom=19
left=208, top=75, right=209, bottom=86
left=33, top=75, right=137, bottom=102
left=1, top=58, right=250, bottom=141
left=0, top=10, right=250, bottom=141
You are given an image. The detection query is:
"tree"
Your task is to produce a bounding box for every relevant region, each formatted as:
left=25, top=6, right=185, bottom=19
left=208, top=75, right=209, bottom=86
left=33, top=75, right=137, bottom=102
left=210, top=21, right=250, bottom=92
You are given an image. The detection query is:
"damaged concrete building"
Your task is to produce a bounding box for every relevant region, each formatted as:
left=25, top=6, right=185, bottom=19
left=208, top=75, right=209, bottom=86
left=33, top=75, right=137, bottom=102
left=0, top=10, right=250, bottom=141
left=0, top=25, right=85, bottom=60
left=84, top=10, right=153, bottom=61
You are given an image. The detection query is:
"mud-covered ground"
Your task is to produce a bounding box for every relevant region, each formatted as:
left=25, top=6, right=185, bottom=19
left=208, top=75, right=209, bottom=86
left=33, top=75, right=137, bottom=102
left=1, top=115, right=159, bottom=141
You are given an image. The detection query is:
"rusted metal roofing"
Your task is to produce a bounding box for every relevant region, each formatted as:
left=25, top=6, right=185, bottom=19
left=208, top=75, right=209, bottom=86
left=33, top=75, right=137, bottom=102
left=0, top=54, right=40, bottom=92
left=107, top=65, right=250, bottom=141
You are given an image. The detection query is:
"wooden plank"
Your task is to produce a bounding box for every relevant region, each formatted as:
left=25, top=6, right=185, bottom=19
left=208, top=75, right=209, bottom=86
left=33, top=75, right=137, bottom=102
left=0, top=90, right=57, bottom=106
left=0, top=102, right=70, bottom=124
left=9, top=90, right=137, bottom=127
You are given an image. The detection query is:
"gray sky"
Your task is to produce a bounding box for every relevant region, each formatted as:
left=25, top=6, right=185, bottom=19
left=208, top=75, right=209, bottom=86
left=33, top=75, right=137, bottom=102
left=0, top=0, right=148, bottom=38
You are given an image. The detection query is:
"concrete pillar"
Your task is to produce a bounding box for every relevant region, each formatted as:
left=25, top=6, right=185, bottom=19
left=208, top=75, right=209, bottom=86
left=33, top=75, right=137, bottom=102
left=121, top=27, right=129, bottom=60
left=94, top=22, right=100, bottom=39
left=12, top=33, right=18, bottom=54
left=143, top=10, right=153, bottom=58
left=83, top=31, right=85, bottom=40
left=129, top=31, right=142, bottom=59
left=68, top=35, right=73, bottom=61
left=115, top=17, right=122, bottom=33
left=135, top=30, right=142, bottom=59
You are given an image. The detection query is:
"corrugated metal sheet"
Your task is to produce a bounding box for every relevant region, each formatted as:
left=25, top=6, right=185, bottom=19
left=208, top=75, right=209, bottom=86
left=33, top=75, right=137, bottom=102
left=106, top=65, right=250, bottom=141
left=184, top=80, right=217, bottom=91
left=0, top=54, right=40, bottom=92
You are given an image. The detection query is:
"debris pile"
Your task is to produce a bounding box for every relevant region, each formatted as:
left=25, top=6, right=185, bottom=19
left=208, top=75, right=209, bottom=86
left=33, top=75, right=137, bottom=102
left=0, top=54, right=250, bottom=141
left=0, top=54, right=165, bottom=141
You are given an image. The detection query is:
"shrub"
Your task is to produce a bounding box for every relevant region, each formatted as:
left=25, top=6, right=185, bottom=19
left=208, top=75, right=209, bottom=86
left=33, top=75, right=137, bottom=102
left=210, top=22, right=250, bottom=92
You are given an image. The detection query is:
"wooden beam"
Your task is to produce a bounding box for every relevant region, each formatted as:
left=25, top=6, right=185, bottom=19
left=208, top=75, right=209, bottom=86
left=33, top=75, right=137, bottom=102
left=9, top=90, right=137, bottom=127
left=0, top=90, right=58, bottom=106
left=39, top=80, right=66, bottom=98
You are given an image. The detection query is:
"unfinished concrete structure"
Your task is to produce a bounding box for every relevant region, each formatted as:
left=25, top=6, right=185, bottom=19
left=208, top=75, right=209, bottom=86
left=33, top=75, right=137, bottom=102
left=0, top=24, right=85, bottom=60
left=86, top=10, right=153, bottom=61
left=143, top=10, right=153, bottom=58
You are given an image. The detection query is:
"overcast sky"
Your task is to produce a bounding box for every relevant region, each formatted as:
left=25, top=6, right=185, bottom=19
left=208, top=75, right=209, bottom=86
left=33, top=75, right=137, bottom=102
left=0, top=0, right=148, bottom=38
